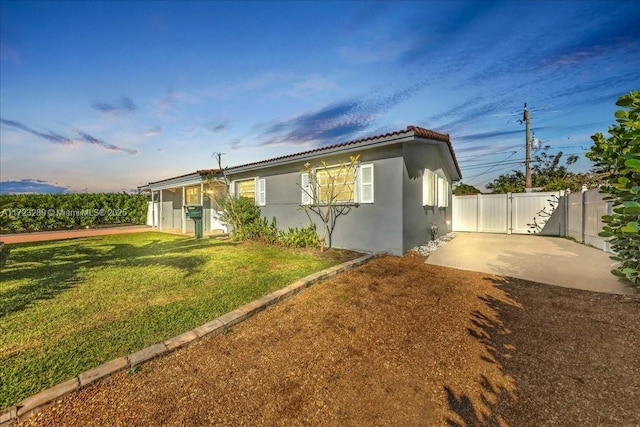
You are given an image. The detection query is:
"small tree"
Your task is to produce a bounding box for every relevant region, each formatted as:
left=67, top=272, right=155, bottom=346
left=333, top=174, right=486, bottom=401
left=586, top=90, right=640, bottom=286
left=453, top=182, right=481, bottom=195
left=208, top=152, right=259, bottom=236
left=486, top=147, right=601, bottom=193
left=299, top=155, right=360, bottom=251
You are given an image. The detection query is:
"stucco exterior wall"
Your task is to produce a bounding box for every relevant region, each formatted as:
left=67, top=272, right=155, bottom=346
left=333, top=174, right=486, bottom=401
left=228, top=146, right=404, bottom=254
left=401, top=141, right=454, bottom=252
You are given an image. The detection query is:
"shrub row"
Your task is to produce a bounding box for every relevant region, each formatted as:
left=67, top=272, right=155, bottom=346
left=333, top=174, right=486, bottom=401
left=0, top=193, right=148, bottom=233
left=218, top=196, right=320, bottom=248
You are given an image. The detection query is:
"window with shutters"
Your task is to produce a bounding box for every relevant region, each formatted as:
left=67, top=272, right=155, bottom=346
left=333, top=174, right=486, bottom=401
left=301, top=162, right=374, bottom=205
left=235, top=178, right=266, bottom=205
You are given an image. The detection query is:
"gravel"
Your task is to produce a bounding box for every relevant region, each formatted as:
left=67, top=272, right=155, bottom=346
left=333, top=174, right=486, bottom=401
left=410, top=233, right=456, bottom=257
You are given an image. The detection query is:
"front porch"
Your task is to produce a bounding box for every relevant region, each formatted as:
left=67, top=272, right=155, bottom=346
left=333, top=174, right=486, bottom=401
left=140, top=170, right=229, bottom=236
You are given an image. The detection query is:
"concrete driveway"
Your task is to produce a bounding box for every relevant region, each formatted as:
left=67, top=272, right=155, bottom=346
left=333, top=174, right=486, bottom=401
left=426, top=232, right=637, bottom=295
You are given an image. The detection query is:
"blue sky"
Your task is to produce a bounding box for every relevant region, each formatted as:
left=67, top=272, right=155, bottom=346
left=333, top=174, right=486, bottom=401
left=1, top=1, right=638, bottom=194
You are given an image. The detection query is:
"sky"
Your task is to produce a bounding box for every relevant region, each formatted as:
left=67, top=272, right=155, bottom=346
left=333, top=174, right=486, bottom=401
left=1, top=1, right=639, bottom=194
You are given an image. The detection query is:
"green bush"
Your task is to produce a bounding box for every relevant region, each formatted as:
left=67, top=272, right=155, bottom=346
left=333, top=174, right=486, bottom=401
left=587, top=90, right=640, bottom=286
left=278, top=224, right=321, bottom=248
left=216, top=196, right=261, bottom=235
left=0, top=193, right=148, bottom=233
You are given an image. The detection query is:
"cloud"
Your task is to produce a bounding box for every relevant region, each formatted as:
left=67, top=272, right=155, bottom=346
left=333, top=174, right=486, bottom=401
left=456, top=129, right=528, bottom=142
left=254, top=81, right=426, bottom=147
left=0, top=42, right=21, bottom=66
left=0, top=118, right=79, bottom=146
left=541, top=9, right=640, bottom=69
left=74, top=130, right=139, bottom=155
left=0, top=179, right=69, bottom=194
left=205, top=120, right=230, bottom=134
left=339, top=37, right=415, bottom=64
left=92, top=96, right=137, bottom=116
left=1, top=118, right=139, bottom=155
left=145, top=126, right=163, bottom=137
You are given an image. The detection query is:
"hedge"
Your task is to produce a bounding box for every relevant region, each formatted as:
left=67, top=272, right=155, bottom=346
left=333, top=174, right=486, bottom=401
left=0, top=193, right=148, bottom=233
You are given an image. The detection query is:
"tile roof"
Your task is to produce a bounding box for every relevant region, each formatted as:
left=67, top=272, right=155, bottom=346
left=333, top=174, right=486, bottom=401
left=228, top=125, right=460, bottom=177
left=140, top=125, right=460, bottom=190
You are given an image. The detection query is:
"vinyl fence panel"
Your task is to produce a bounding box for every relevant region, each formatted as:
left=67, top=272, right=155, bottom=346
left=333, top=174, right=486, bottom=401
left=453, top=191, right=563, bottom=235
left=453, top=189, right=613, bottom=253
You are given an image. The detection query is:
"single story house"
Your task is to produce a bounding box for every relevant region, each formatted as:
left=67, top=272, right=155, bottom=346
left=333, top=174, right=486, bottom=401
left=138, top=125, right=462, bottom=255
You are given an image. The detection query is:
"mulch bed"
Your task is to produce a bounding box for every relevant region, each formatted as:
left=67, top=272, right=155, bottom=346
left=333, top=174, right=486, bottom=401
left=17, top=253, right=640, bottom=426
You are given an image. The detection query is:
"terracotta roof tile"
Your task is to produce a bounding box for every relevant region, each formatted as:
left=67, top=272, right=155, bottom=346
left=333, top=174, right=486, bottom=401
left=228, top=125, right=460, bottom=177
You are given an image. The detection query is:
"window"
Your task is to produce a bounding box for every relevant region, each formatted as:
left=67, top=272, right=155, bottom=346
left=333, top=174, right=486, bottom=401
left=423, top=169, right=436, bottom=206
left=185, top=186, right=200, bottom=204
left=316, top=164, right=356, bottom=204
left=359, top=163, right=374, bottom=203
left=301, top=163, right=374, bottom=205
left=236, top=179, right=256, bottom=200
left=234, top=178, right=265, bottom=206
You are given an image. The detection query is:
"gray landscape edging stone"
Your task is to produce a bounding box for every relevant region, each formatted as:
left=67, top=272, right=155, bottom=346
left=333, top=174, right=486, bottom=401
left=16, top=378, right=80, bottom=422
left=128, top=343, right=169, bottom=368
left=2, top=251, right=385, bottom=425
left=79, top=357, right=128, bottom=387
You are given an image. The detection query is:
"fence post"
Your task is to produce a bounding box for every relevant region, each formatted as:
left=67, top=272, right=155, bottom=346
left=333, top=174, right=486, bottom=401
left=581, top=185, right=587, bottom=244
left=507, top=192, right=512, bottom=234
left=475, top=193, right=480, bottom=232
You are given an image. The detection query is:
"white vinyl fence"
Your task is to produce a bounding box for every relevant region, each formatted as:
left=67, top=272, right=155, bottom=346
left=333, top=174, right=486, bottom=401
left=453, top=189, right=613, bottom=252
left=566, top=189, right=613, bottom=252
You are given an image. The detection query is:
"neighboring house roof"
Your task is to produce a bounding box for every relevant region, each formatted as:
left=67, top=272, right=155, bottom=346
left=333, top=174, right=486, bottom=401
left=139, top=125, right=460, bottom=191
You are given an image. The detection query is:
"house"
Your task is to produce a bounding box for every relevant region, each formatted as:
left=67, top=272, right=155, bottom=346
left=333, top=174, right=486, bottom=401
left=138, top=125, right=462, bottom=255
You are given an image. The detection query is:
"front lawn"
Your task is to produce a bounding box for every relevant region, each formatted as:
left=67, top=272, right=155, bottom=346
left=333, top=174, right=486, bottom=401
left=0, top=232, right=351, bottom=408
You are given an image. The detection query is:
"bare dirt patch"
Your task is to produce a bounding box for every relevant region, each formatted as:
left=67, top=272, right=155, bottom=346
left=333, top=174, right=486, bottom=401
left=18, top=253, right=640, bottom=426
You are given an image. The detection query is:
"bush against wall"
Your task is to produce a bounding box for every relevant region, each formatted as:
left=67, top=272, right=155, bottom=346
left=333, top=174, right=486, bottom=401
left=0, top=193, right=148, bottom=233
left=587, top=90, right=640, bottom=286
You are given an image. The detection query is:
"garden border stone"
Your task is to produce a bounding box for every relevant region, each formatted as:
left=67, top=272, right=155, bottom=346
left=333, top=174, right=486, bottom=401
left=1, top=251, right=386, bottom=426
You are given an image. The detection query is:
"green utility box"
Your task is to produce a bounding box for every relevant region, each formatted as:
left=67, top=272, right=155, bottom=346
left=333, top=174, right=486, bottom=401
left=184, top=204, right=203, bottom=239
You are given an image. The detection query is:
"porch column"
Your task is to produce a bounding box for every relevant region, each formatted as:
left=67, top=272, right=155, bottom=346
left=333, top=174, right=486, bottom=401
left=151, top=191, right=156, bottom=228
left=159, top=190, right=163, bottom=231
left=182, top=186, right=186, bottom=234
left=200, top=182, right=205, bottom=232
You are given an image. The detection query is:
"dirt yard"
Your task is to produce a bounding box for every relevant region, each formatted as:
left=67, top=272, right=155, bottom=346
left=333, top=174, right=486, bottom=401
left=18, top=253, right=640, bottom=426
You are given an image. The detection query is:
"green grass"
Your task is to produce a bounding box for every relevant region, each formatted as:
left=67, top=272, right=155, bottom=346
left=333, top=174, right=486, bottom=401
left=0, top=232, right=344, bottom=408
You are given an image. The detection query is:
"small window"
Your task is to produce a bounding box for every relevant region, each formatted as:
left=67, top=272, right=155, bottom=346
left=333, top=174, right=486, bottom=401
left=301, top=173, right=311, bottom=205
left=257, top=178, right=266, bottom=206
left=423, top=169, right=436, bottom=206
left=185, top=186, right=200, bottom=204
left=236, top=178, right=256, bottom=200
left=359, top=164, right=374, bottom=203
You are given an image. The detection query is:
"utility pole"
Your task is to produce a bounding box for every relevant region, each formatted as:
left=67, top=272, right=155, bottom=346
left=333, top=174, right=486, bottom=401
left=524, top=103, right=532, bottom=190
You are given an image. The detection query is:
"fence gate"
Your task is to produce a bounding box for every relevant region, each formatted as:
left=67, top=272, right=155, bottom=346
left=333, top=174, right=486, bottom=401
left=452, top=191, right=564, bottom=235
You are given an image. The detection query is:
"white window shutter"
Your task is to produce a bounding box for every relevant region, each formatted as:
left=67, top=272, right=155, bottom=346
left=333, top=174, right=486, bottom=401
left=258, top=178, right=266, bottom=206
left=422, top=170, right=434, bottom=206
left=359, top=164, right=374, bottom=203
left=301, top=173, right=311, bottom=205
left=229, top=180, right=236, bottom=197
